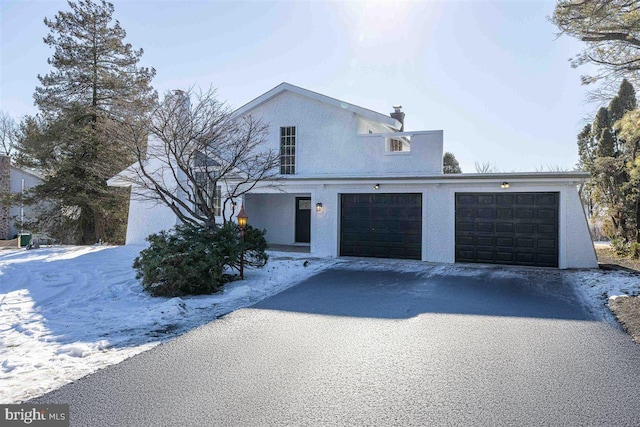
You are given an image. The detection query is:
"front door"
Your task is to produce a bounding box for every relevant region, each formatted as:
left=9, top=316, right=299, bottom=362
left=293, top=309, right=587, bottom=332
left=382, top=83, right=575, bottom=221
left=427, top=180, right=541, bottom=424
left=295, top=197, right=311, bottom=243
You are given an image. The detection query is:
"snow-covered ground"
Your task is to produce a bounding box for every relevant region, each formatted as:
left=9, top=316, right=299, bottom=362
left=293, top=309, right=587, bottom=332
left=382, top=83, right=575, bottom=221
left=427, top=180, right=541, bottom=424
left=1, top=245, right=639, bottom=404
left=0, top=245, right=339, bottom=403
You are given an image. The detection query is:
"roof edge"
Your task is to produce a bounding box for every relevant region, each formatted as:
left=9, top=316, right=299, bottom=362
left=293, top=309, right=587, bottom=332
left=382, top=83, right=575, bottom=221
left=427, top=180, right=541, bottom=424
left=233, top=82, right=401, bottom=128
left=257, top=171, right=590, bottom=182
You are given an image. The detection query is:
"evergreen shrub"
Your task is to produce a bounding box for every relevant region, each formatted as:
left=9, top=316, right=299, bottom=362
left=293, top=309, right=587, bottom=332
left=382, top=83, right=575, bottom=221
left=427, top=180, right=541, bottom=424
left=133, top=223, right=268, bottom=297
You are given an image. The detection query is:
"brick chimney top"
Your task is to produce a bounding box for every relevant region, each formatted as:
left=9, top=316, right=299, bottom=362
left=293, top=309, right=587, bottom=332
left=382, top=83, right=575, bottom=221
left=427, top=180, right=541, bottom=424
left=390, top=105, right=405, bottom=131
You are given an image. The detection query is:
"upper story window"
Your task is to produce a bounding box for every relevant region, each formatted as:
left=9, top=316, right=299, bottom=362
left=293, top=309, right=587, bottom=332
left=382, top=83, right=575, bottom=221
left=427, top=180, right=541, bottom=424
left=280, top=126, right=296, bottom=174
left=194, top=171, right=221, bottom=217
left=386, top=136, right=410, bottom=152
left=389, top=138, right=404, bottom=152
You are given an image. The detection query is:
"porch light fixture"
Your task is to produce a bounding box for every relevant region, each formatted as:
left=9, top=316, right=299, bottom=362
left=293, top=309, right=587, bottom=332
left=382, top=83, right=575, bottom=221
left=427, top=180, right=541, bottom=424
left=236, top=203, right=248, bottom=280
left=316, top=202, right=323, bottom=212
left=373, top=183, right=380, bottom=190
left=501, top=182, right=510, bottom=189
left=236, top=203, right=248, bottom=230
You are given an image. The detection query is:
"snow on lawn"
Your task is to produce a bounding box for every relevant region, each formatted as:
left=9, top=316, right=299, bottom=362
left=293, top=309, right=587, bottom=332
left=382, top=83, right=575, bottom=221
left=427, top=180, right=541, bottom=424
left=0, top=245, right=339, bottom=404
left=565, top=268, right=640, bottom=320
left=2, top=245, right=639, bottom=404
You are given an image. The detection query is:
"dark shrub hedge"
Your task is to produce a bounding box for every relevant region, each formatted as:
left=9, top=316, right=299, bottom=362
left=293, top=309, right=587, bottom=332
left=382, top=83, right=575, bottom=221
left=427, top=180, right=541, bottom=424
left=133, top=223, right=268, bottom=297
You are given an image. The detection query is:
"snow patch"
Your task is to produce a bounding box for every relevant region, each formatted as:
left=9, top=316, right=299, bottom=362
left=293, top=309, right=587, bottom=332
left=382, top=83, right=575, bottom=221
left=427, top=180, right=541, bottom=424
left=0, top=246, right=339, bottom=403
left=2, top=245, right=637, bottom=404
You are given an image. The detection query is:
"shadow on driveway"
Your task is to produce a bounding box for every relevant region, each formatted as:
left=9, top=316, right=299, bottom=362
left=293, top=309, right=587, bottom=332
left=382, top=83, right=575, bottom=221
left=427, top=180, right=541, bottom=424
left=252, top=267, right=593, bottom=321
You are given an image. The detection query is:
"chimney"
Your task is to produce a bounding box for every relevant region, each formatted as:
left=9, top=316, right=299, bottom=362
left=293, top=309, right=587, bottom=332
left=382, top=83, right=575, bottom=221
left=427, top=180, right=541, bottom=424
left=170, top=89, right=190, bottom=113
left=390, top=105, right=405, bottom=131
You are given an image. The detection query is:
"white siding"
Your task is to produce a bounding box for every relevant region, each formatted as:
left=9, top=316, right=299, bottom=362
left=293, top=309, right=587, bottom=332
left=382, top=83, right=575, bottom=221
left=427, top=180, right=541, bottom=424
left=244, top=193, right=298, bottom=245
left=247, top=179, right=598, bottom=269
left=8, top=168, right=41, bottom=238
left=240, top=91, right=443, bottom=177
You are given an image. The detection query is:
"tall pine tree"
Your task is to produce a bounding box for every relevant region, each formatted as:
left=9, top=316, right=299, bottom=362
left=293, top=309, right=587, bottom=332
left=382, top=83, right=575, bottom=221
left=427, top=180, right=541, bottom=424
left=443, top=152, right=462, bottom=174
left=582, top=79, right=640, bottom=255
left=18, top=0, right=156, bottom=243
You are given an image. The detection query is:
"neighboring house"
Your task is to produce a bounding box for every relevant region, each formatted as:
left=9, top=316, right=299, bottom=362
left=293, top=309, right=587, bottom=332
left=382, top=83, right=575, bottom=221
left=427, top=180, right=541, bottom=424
left=0, top=154, right=42, bottom=240
left=109, top=83, right=597, bottom=269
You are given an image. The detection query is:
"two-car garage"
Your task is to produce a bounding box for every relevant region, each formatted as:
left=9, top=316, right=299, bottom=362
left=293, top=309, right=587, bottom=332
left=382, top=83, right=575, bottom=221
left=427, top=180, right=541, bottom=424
left=338, top=191, right=560, bottom=268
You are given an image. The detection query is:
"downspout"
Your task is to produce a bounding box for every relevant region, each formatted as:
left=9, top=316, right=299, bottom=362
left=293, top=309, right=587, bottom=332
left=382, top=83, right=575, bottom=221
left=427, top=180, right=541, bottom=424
left=20, top=178, right=24, bottom=235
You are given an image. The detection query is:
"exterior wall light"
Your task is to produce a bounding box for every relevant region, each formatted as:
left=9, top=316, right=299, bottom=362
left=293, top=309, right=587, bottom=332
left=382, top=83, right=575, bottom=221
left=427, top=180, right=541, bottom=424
left=236, top=203, right=248, bottom=279
left=374, top=183, right=380, bottom=190
left=236, top=203, right=248, bottom=230
left=316, top=202, right=323, bottom=212
left=501, top=182, right=510, bottom=189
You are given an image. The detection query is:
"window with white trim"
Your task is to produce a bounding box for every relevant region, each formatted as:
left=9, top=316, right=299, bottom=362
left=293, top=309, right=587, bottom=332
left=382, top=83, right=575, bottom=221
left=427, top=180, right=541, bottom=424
left=386, top=136, right=410, bottom=152
left=194, top=171, right=221, bottom=216
left=389, top=138, right=403, bottom=152
left=280, top=126, right=296, bottom=174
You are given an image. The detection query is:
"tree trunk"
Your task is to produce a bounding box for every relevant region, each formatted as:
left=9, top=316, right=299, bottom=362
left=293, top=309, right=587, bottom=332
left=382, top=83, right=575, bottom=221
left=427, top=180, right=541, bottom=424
left=634, top=199, right=640, bottom=259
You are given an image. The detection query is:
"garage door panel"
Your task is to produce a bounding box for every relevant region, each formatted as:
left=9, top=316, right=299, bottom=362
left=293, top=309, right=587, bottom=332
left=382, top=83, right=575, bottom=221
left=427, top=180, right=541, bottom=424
left=477, top=207, right=496, bottom=219
left=457, top=236, right=475, bottom=246
left=536, top=193, right=557, bottom=205
left=516, top=252, right=535, bottom=264
left=516, top=194, right=535, bottom=205
left=516, top=223, right=535, bottom=234
left=537, top=254, right=557, bottom=266
left=457, top=207, right=475, bottom=219
left=476, top=236, right=494, bottom=247
left=457, top=221, right=474, bottom=232
left=477, top=194, right=495, bottom=205
left=496, top=194, right=515, bottom=205
left=538, top=209, right=556, bottom=219
left=476, top=222, right=495, bottom=233
left=477, top=251, right=494, bottom=261
left=516, top=208, right=535, bottom=219
left=538, top=224, right=556, bottom=234
left=496, top=252, right=515, bottom=262
left=497, top=208, right=514, bottom=219
left=538, top=239, right=556, bottom=249
left=496, top=237, right=514, bottom=247
left=457, top=195, right=476, bottom=206
left=455, top=192, right=559, bottom=267
left=340, top=193, right=422, bottom=260
left=496, top=222, right=514, bottom=233
left=517, top=238, right=535, bottom=248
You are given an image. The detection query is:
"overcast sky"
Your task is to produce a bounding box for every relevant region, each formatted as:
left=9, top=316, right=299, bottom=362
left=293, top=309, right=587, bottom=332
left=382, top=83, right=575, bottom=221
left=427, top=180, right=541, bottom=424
left=1, top=0, right=595, bottom=173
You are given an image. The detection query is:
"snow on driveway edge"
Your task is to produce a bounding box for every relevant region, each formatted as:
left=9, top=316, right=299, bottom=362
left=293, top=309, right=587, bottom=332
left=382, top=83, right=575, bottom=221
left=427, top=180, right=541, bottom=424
left=0, top=246, right=339, bottom=404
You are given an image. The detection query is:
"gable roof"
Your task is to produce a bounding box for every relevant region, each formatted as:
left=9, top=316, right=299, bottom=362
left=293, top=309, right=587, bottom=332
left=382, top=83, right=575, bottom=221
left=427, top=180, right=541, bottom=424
left=10, top=164, right=43, bottom=180
left=233, top=82, right=401, bottom=130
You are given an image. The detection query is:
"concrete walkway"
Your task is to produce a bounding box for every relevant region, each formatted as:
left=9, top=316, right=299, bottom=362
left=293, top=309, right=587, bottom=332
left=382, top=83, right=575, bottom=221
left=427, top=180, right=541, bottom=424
left=33, top=267, right=640, bottom=426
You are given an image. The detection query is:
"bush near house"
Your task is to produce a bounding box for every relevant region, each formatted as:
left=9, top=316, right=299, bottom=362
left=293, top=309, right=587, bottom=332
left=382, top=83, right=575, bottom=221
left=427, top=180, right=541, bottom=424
left=133, top=223, right=268, bottom=297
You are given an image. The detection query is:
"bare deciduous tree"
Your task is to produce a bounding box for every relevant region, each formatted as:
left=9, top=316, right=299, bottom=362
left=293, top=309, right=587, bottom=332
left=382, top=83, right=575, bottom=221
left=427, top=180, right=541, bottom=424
left=0, top=111, right=18, bottom=157
left=474, top=161, right=500, bottom=174
left=552, top=0, right=640, bottom=100
left=110, top=88, right=279, bottom=228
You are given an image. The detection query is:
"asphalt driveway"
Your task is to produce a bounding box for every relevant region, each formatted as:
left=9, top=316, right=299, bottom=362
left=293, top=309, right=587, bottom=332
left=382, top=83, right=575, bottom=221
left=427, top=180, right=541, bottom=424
left=33, top=265, right=640, bottom=426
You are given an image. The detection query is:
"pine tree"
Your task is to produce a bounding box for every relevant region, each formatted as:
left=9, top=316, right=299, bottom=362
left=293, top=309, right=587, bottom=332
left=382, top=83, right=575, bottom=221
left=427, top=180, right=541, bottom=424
left=592, top=107, right=610, bottom=138
left=443, top=152, right=462, bottom=174
left=577, top=124, right=595, bottom=172
left=18, top=0, right=156, bottom=244
left=585, top=79, right=640, bottom=255
left=596, top=128, right=615, bottom=158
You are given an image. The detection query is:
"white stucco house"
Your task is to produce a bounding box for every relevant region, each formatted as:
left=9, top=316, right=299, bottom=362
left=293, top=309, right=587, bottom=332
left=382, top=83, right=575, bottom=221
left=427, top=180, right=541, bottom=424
left=0, top=155, right=42, bottom=240
left=108, top=83, right=597, bottom=269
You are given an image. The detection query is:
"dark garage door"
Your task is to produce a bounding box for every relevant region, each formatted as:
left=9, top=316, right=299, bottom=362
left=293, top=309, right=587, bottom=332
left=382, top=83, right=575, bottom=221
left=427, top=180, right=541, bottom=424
left=455, top=192, right=559, bottom=267
left=340, top=193, right=422, bottom=260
